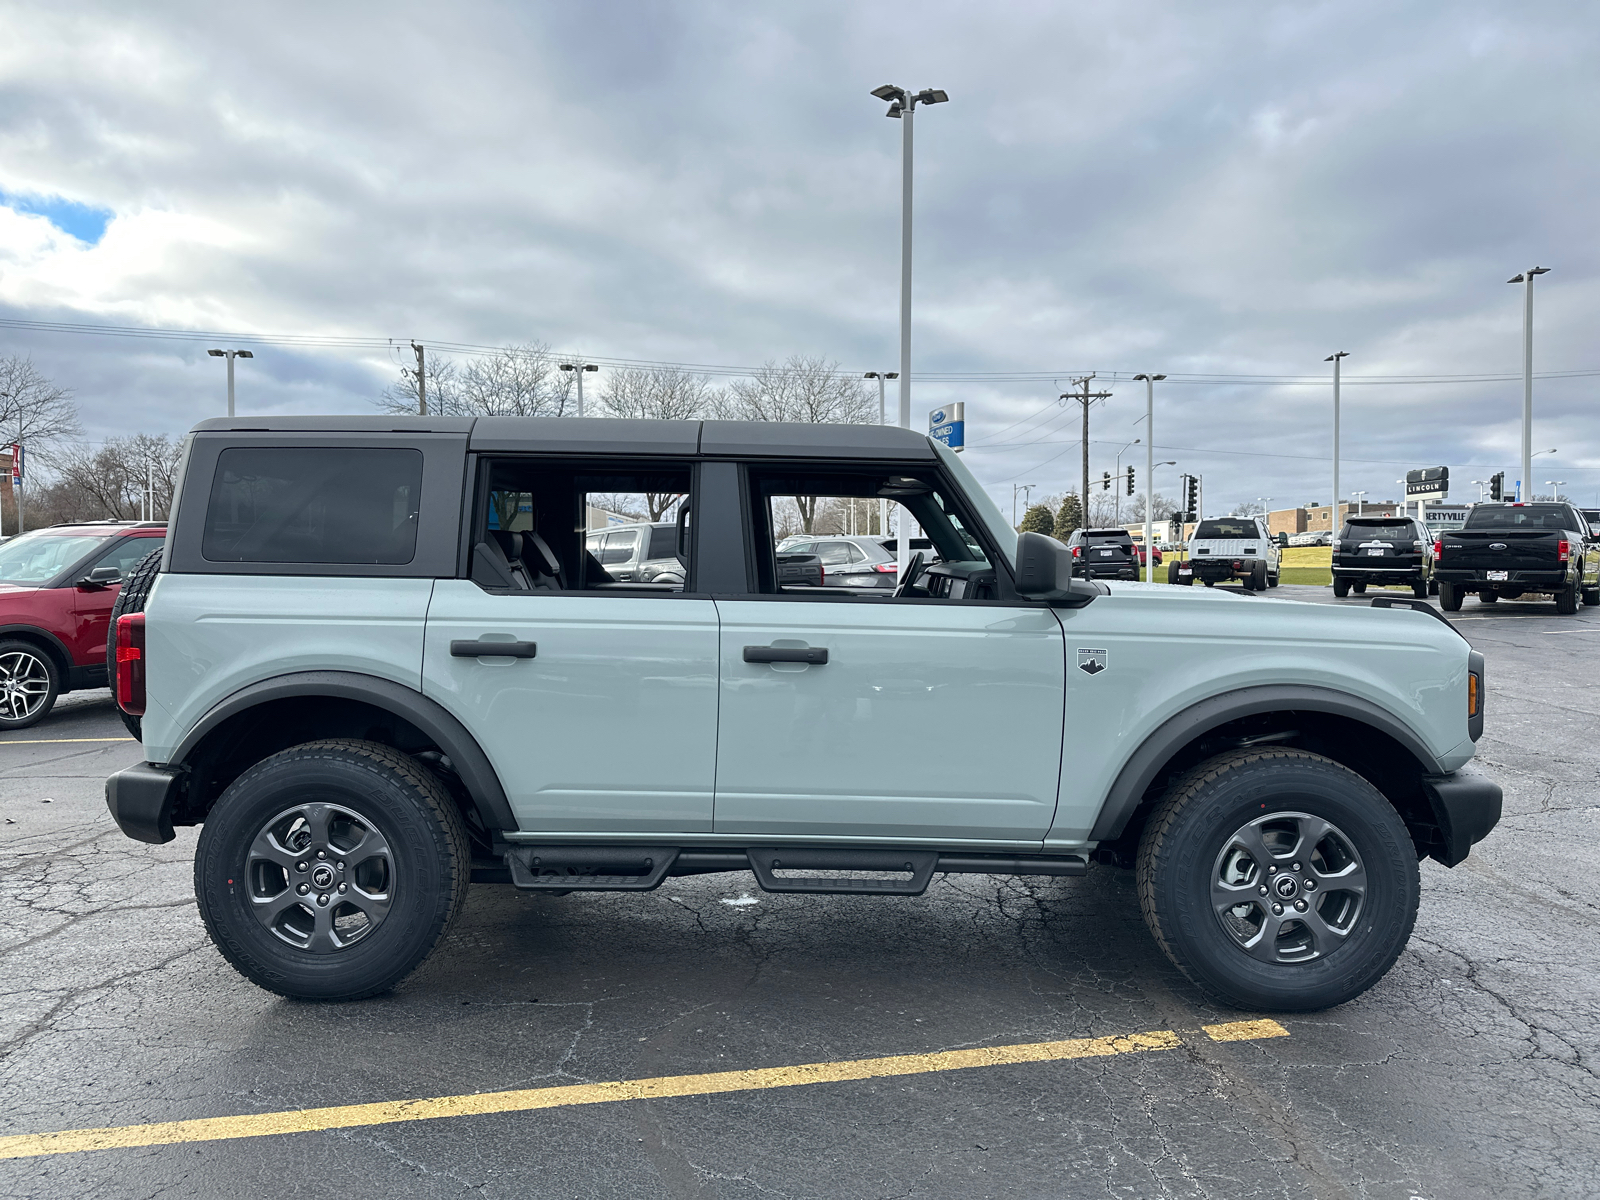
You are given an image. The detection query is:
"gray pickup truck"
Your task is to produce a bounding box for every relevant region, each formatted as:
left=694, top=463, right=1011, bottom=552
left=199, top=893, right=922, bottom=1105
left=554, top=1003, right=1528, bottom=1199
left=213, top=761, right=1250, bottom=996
left=105, top=416, right=1499, bottom=1013
left=1434, top=502, right=1600, bottom=613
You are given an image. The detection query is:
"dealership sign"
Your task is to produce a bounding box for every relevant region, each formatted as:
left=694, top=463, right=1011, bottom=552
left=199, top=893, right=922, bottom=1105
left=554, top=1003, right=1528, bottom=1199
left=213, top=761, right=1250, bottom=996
left=929, top=403, right=965, bottom=452
left=1405, top=466, right=1448, bottom=500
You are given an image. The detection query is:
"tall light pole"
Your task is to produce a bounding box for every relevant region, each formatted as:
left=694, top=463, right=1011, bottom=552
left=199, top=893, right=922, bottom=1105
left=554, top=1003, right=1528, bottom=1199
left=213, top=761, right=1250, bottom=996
left=1133, top=374, right=1166, bottom=580
left=1545, top=480, right=1566, bottom=502
left=871, top=82, right=947, bottom=577
left=1324, top=352, right=1348, bottom=534
left=559, top=362, right=600, bottom=417
left=207, top=348, right=254, bottom=418
left=1508, top=267, right=1549, bottom=502
left=1012, top=483, right=1037, bottom=528
left=865, top=372, right=899, bottom=537
left=1351, top=490, right=1366, bottom=515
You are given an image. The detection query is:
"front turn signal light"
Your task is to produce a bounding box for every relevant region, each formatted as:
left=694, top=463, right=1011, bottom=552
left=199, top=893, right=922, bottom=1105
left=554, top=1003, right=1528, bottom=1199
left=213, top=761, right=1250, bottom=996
left=1467, top=672, right=1480, bottom=719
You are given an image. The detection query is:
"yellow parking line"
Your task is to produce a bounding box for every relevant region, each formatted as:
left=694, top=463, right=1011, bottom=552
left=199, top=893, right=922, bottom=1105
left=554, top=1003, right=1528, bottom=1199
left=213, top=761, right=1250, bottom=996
left=0, top=738, right=135, bottom=744
left=0, top=1019, right=1286, bottom=1160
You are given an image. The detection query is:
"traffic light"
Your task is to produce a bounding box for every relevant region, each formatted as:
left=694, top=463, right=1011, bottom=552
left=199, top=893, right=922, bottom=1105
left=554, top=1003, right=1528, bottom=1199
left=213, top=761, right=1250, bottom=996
left=1184, top=475, right=1199, bottom=518
left=1102, top=470, right=1111, bottom=492
left=1126, top=465, right=1135, bottom=496
left=1489, top=472, right=1504, bottom=501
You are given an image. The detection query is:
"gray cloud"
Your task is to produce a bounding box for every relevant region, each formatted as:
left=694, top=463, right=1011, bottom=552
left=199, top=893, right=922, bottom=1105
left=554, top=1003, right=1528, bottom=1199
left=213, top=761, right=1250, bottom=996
left=0, top=0, right=1596, bottom=510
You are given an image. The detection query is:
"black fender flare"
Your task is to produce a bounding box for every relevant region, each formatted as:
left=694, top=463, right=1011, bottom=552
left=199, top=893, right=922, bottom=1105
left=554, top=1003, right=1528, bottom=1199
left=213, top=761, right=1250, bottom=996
left=1088, top=685, right=1446, bottom=842
left=0, top=623, right=75, bottom=679
left=167, top=670, right=517, bottom=833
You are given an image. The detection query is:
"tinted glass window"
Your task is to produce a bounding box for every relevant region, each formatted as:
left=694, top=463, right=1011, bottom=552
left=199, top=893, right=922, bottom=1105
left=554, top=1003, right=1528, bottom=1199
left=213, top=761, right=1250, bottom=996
left=0, top=533, right=111, bottom=584
left=87, top=537, right=165, bottom=578
left=1462, top=504, right=1576, bottom=532
left=648, top=525, right=678, bottom=560
left=1344, top=523, right=1414, bottom=540
left=202, top=448, right=423, bottom=564
left=600, top=530, right=639, bottom=564
left=1194, top=520, right=1256, bottom=539
left=816, top=542, right=855, bottom=565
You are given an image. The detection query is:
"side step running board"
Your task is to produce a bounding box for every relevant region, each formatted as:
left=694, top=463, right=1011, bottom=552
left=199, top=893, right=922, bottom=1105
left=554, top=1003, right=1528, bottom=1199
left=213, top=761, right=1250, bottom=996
left=747, top=848, right=940, bottom=895
left=504, top=846, right=679, bottom=891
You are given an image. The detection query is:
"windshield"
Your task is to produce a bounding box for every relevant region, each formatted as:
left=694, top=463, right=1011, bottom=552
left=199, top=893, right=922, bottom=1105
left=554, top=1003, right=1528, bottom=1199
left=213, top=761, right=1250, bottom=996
left=1463, top=504, right=1576, bottom=531
left=1194, top=519, right=1258, bottom=539
left=0, top=533, right=111, bottom=584
left=933, top=441, right=1014, bottom=569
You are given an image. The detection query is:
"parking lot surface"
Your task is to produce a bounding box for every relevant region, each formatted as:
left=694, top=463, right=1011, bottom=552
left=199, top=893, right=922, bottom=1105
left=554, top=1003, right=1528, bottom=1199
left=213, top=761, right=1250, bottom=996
left=1, top=584, right=1597, bottom=1198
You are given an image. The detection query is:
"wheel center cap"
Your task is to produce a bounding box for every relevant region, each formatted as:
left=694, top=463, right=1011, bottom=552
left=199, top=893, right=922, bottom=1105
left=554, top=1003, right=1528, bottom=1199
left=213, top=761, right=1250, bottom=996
left=310, top=864, right=336, bottom=890
left=1273, top=875, right=1300, bottom=900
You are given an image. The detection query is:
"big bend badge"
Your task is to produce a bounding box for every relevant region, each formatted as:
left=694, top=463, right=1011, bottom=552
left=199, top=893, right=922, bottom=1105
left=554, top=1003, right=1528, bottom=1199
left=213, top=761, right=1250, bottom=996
left=1077, top=648, right=1108, bottom=676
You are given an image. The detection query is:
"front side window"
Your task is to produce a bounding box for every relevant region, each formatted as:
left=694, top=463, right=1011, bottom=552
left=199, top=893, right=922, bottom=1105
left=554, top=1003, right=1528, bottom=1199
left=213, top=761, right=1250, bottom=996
left=202, top=447, right=422, bottom=564
left=86, top=537, right=165, bottom=579
left=600, top=530, right=639, bottom=564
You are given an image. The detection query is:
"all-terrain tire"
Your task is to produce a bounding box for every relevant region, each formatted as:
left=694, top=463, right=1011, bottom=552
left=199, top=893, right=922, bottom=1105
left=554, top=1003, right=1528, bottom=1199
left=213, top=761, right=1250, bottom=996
left=1136, top=748, right=1420, bottom=1011
left=1332, top=578, right=1350, bottom=598
left=194, top=739, right=471, bottom=1001
left=1438, top=582, right=1462, bottom=611
left=106, top=546, right=163, bottom=739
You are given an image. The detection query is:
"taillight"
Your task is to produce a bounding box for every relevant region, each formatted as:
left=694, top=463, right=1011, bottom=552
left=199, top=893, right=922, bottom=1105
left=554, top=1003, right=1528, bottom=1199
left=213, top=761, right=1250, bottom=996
left=1558, top=539, right=1570, bottom=563
left=872, top=563, right=897, bottom=573
left=1433, top=539, right=1442, bottom=559
left=115, top=613, right=146, bottom=716
left=1467, top=672, right=1479, bottom=718
left=1071, top=546, right=1081, bottom=558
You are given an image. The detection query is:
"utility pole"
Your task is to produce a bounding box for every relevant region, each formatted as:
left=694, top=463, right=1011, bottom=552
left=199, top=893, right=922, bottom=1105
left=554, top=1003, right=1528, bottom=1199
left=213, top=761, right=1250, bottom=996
left=411, top=342, right=426, bottom=415
left=1060, top=375, right=1112, bottom=526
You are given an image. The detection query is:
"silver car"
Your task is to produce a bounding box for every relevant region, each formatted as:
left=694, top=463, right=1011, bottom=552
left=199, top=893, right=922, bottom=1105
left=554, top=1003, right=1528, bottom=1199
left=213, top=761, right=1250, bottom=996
left=774, top=534, right=900, bottom=588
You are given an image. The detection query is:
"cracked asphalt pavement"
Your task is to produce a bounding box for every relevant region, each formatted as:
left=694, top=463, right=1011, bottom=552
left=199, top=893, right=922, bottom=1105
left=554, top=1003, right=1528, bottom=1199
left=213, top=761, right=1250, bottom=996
left=1, top=586, right=1596, bottom=1198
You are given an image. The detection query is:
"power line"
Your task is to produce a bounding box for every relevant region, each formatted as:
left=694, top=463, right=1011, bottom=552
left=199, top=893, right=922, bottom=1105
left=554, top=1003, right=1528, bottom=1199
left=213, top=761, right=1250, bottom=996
left=4, top=315, right=1600, bottom=386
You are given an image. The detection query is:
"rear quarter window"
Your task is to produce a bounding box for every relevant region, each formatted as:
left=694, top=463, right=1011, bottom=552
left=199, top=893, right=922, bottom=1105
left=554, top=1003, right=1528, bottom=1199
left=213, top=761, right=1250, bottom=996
left=201, top=447, right=423, bottom=564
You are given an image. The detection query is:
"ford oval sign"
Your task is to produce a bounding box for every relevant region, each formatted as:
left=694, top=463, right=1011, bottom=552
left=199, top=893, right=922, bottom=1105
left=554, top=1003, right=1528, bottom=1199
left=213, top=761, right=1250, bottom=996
left=927, top=402, right=965, bottom=452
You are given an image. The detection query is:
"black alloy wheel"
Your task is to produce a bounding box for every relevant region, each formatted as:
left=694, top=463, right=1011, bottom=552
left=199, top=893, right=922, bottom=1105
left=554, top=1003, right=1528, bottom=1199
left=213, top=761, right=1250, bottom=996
left=194, top=740, right=470, bottom=1000
left=1137, top=747, right=1419, bottom=1011
left=0, top=640, right=60, bottom=730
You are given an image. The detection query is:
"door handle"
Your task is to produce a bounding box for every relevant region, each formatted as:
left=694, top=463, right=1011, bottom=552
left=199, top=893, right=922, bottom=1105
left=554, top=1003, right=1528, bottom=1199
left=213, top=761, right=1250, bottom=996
left=743, top=645, right=827, bottom=665
left=451, top=639, right=538, bottom=659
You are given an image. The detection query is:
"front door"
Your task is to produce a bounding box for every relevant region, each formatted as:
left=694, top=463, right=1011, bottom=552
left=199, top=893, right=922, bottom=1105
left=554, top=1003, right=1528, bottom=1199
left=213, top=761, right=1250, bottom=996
left=711, top=461, right=1065, bottom=845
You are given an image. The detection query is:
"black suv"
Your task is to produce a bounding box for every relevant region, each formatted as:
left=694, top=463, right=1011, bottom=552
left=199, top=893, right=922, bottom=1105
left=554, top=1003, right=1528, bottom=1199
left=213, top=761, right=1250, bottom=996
left=1332, top=515, right=1434, bottom=599
left=1066, top=528, right=1138, bottom=581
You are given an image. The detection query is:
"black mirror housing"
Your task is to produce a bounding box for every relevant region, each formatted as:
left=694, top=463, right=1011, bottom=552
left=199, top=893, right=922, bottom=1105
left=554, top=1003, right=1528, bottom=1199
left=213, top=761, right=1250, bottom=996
left=1014, top=531, right=1103, bottom=606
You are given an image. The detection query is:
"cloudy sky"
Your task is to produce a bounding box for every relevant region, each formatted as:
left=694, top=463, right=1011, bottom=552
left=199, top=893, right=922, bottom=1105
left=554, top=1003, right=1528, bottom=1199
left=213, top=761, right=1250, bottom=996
left=1, top=0, right=1597, bottom=515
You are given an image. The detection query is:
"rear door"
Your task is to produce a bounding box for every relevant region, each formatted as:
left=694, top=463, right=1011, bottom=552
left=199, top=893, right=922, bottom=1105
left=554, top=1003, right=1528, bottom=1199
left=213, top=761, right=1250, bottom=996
left=423, top=458, right=720, bottom=834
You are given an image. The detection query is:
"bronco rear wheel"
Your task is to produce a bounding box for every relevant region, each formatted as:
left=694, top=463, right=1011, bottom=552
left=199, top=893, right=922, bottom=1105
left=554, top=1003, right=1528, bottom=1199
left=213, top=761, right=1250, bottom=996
left=195, top=740, right=470, bottom=1000
left=1136, top=748, right=1419, bottom=1011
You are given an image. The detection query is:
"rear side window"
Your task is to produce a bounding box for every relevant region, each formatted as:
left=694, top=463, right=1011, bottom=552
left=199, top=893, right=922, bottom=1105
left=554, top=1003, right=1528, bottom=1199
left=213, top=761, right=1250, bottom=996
left=647, top=525, right=678, bottom=560
left=202, top=447, right=423, bottom=564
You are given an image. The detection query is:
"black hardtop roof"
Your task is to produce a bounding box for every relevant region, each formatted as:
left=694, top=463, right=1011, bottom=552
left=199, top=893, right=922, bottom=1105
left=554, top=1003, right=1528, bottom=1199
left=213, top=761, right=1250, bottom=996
left=190, top=416, right=937, bottom=461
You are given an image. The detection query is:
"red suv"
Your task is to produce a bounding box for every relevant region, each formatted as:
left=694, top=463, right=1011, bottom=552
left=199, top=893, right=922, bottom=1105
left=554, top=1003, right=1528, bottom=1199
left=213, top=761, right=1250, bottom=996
left=0, top=522, right=165, bottom=729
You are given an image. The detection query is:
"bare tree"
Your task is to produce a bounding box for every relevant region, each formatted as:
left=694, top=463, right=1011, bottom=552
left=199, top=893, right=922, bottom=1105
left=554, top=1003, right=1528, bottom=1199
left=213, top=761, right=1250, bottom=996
left=717, top=356, right=873, bottom=531
left=1128, top=492, right=1179, bottom=523
left=0, top=356, right=82, bottom=447
left=601, top=366, right=714, bottom=422
left=1230, top=500, right=1267, bottom=517
left=38, top=434, right=183, bottom=521
left=375, top=344, right=575, bottom=418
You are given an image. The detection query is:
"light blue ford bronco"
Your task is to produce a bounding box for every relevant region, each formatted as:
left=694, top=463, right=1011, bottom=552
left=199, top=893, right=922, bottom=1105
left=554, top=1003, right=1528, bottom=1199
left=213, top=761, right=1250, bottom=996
left=105, top=416, right=1499, bottom=1011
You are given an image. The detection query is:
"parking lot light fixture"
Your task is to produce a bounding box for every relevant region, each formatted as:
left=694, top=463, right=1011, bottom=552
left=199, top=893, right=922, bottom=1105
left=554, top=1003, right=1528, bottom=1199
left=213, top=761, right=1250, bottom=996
left=1545, top=481, right=1566, bottom=502
left=1351, top=490, right=1366, bottom=516
left=207, top=348, right=254, bottom=418
left=1508, top=267, right=1550, bottom=507
left=558, top=362, right=600, bottom=417
left=1324, top=352, right=1348, bottom=534
left=870, top=82, right=948, bottom=578
left=1133, top=374, right=1166, bottom=580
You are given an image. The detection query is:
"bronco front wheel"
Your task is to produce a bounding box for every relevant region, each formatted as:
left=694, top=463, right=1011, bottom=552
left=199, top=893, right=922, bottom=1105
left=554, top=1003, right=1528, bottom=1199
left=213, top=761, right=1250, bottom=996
left=1136, top=748, right=1419, bottom=1011
left=195, top=740, right=470, bottom=1000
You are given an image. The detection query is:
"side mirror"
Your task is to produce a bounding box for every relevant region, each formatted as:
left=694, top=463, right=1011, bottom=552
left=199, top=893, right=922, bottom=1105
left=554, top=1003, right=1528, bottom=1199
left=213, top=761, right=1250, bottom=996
left=77, top=566, right=122, bottom=590
left=775, top=553, right=825, bottom=588
left=1014, top=532, right=1103, bottom=606
left=1276, top=532, right=1288, bottom=547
